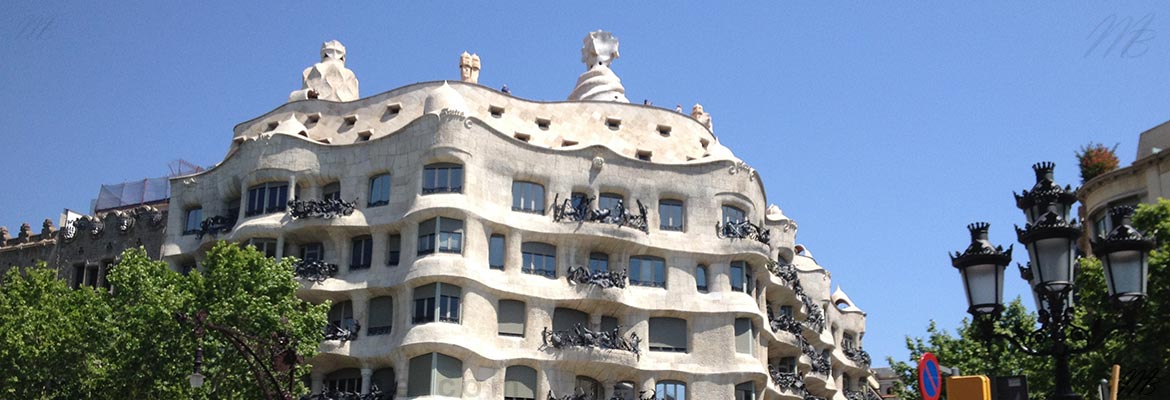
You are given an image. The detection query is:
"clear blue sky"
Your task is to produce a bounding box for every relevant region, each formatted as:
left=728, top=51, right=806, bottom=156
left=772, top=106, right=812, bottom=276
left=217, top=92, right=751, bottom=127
left=2, top=2, right=1167, bottom=367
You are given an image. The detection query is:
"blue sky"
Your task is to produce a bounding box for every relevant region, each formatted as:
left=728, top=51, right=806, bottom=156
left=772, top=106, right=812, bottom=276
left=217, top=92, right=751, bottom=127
left=2, top=2, right=1167, bottom=367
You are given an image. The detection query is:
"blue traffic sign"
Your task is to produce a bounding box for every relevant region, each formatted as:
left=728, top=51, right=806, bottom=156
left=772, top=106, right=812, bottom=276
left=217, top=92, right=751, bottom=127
left=918, top=352, right=942, bottom=400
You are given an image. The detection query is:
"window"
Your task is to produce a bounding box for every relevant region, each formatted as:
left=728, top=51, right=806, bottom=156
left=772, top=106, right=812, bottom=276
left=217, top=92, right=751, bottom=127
left=730, top=261, right=753, bottom=294
left=323, top=182, right=341, bottom=201
left=498, top=300, right=526, bottom=337
left=843, top=332, right=856, bottom=350
left=521, top=242, right=557, bottom=278
left=423, top=163, right=463, bottom=194
left=489, top=234, right=506, bottom=270
left=387, top=234, right=401, bottom=266
left=71, top=264, right=85, bottom=289
left=368, top=296, right=393, bottom=335
left=248, top=238, right=279, bottom=258
left=407, top=353, right=462, bottom=397
left=735, top=382, right=755, bottom=400
left=570, top=192, right=589, bottom=210
left=301, top=242, right=324, bottom=262
left=183, top=207, right=202, bottom=235
left=659, top=200, right=684, bottom=231
left=224, top=197, right=240, bottom=226
left=418, top=217, right=463, bottom=255
left=511, top=181, right=545, bottom=214
left=722, top=205, right=746, bottom=224
left=368, top=174, right=391, bottom=207
left=413, top=283, right=461, bottom=324
left=575, top=376, right=602, bottom=400
left=553, top=307, right=589, bottom=331
left=776, top=357, right=797, bottom=373
left=351, top=236, right=372, bottom=270
left=504, top=366, right=537, bottom=400
left=655, top=381, right=686, bottom=400
left=843, top=374, right=855, bottom=391
left=325, top=369, right=361, bottom=394
left=648, top=317, right=687, bottom=352
left=328, top=300, right=356, bottom=335
left=735, top=318, right=754, bottom=354
left=371, top=368, right=396, bottom=397
left=589, top=252, right=609, bottom=274
left=779, top=305, right=794, bottom=318
left=696, top=265, right=708, bottom=292
left=630, top=256, right=666, bottom=288
left=601, top=316, right=619, bottom=332
left=246, top=182, right=289, bottom=216
left=614, top=382, right=637, bottom=400
left=599, top=193, right=623, bottom=217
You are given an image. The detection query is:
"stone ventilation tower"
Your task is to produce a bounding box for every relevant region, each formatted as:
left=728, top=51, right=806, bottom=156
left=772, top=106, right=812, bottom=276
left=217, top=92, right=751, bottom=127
left=166, top=32, right=876, bottom=400
left=289, top=40, right=361, bottom=102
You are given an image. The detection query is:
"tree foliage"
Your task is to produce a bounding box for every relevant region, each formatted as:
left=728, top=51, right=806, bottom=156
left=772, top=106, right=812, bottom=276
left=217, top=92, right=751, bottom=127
left=0, top=241, right=327, bottom=399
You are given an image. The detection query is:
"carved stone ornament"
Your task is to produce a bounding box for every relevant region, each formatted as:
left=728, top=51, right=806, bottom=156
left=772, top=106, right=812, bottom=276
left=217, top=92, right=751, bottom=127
left=72, top=215, right=104, bottom=238
left=41, top=219, right=54, bottom=240
left=568, top=30, right=629, bottom=103
left=289, top=40, right=360, bottom=102
left=17, top=223, right=32, bottom=243
left=591, top=156, right=605, bottom=170
left=111, top=210, right=136, bottom=234
left=728, top=160, right=756, bottom=180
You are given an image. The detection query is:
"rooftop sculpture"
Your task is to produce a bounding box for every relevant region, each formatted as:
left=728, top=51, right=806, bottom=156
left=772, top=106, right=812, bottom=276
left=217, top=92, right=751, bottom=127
left=289, top=40, right=360, bottom=102
left=459, top=51, right=481, bottom=84
left=568, top=30, right=629, bottom=103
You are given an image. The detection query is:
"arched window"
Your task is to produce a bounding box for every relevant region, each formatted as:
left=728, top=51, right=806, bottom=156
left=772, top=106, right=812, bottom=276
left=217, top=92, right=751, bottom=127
left=328, top=300, right=355, bottom=335
left=246, top=182, right=289, bottom=216
left=423, top=163, right=463, bottom=194
left=695, top=265, right=708, bottom=292
left=521, top=242, right=556, bottom=278
left=368, top=296, right=393, bottom=335
left=589, top=252, right=609, bottom=273
left=351, top=235, right=372, bottom=270
left=511, top=181, right=545, bottom=214
left=504, top=366, right=537, bottom=400
left=368, top=174, right=391, bottom=207
left=553, top=307, right=589, bottom=331
left=722, top=205, right=746, bottom=224
left=371, top=368, right=396, bottom=397
left=301, top=242, right=324, bottom=262
left=630, top=256, right=666, bottom=288
left=412, top=283, right=461, bottom=324
left=575, top=376, right=602, bottom=399
left=655, top=381, right=686, bottom=400
left=322, top=182, right=341, bottom=201
left=183, top=207, right=202, bottom=235
left=659, top=199, right=684, bottom=231
left=407, top=353, right=462, bottom=397
left=613, top=382, right=636, bottom=400
left=734, top=382, right=755, bottom=400
left=418, top=217, right=463, bottom=255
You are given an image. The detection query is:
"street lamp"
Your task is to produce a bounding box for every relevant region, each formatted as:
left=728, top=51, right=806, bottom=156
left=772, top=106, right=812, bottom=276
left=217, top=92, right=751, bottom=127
left=175, top=310, right=302, bottom=400
left=950, top=162, right=1154, bottom=400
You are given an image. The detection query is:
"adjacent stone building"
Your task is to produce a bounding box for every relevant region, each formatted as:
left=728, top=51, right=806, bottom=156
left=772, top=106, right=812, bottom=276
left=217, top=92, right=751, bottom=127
left=162, top=32, right=877, bottom=400
left=1078, top=120, right=1170, bottom=240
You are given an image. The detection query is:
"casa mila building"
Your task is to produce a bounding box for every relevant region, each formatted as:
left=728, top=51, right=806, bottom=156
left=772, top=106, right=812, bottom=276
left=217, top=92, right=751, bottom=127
left=162, top=32, right=878, bottom=400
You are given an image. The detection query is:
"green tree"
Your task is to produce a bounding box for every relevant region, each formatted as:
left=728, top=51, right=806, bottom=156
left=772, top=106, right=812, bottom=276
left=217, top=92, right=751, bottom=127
left=887, top=298, right=1053, bottom=400
left=0, top=241, right=328, bottom=399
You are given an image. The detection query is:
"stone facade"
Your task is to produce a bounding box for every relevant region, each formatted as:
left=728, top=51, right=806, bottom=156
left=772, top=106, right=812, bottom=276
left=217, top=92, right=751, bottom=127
left=163, top=36, right=876, bottom=400
left=0, top=203, right=169, bottom=288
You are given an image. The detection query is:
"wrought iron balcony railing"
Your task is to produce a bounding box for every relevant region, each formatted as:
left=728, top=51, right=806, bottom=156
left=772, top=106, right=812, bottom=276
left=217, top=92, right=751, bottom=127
left=768, top=366, right=806, bottom=395
left=294, top=260, right=339, bottom=283
left=551, top=194, right=649, bottom=233
left=842, top=346, right=872, bottom=368
left=770, top=313, right=802, bottom=335
left=288, top=198, right=357, bottom=220
left=197, top=215, right=236, bottom=239
left=299, top=385, right=390, bottom=400
left=566, top=266, right=627, bottom=289
left=541, top=323, right=641, bottom=358
left=323, top=321, right=359, bottom=342
left=715, top=219, right=770, bottom=244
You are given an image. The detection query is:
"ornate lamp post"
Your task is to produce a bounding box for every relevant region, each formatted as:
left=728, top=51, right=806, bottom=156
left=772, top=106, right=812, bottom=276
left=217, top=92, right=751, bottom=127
left=176, top=310, right=303, bottom=400
left=950, top=162, right=1154, bottom=400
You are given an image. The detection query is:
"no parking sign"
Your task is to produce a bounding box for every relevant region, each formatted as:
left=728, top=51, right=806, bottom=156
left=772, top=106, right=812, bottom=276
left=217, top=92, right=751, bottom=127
left=918, top=352, right=943, bottom=400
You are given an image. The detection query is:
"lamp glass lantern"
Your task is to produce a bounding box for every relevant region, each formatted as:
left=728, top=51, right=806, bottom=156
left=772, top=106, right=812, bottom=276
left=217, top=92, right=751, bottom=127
left=1093, top=206, right=1154, bottom=305
left=1023, top=233, right=1078, bottom=294
left=952, top=223, right=1013, bottom=316
left=189, top=372, right=205, bottom=389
